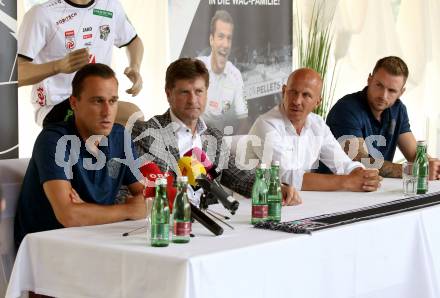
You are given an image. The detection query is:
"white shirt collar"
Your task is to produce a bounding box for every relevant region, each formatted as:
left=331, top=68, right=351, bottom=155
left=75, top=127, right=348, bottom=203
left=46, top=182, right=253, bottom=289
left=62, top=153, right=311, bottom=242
left=169, top=109, right=207, bottom=135
left=207, top=53, right=228, bottom=77
left=279, top=103, right=312, bottom=135
left=248, top=104, right=363, bottom=190
left=169, top=109, right=207, bottom=157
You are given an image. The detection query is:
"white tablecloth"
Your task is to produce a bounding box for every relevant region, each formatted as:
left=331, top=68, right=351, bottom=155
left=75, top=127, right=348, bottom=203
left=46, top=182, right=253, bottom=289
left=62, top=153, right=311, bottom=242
left=6, top=179, right=440, bottom=298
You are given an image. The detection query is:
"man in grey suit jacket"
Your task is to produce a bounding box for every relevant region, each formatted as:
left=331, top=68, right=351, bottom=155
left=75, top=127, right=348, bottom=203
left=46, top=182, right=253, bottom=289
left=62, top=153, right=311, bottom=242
left=131, top=58, right=300, bottom=204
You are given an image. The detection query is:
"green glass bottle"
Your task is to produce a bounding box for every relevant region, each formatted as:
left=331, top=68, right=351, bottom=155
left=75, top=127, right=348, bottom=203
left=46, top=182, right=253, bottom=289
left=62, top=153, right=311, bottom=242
left=414, top=141, right=429, bottom=194
left=172, top=176, right=191, bottom=244
left=251, top=163, right=268, bottom=224
left=267, top=161, right=282, bottom=222
left=151, top=178, right=170, bottom=247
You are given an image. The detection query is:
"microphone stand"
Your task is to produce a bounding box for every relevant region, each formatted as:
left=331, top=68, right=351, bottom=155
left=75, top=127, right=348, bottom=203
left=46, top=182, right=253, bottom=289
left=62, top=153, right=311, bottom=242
left=199, top=192, right=234, bottom=230
left=190, top=202, right=224, bottom=236
left=122, top=225, right=147, bottom=237
left=206, top=208, right=230, bottom=220
left=205, top=209, right=234, bottom=230
left=123, top=204, right=224, bottom=237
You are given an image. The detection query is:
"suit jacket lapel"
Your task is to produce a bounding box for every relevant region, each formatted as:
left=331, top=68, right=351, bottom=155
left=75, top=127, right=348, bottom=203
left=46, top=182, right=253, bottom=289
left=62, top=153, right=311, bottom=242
left=156, top=110, right=181, bottom=175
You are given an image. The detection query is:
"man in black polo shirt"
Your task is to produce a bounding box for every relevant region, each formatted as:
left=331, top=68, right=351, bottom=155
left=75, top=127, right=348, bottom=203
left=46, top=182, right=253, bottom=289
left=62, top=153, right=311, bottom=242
left=326, top=56, right=440, bottom=179
left=14, top=63, right=146, bottom=249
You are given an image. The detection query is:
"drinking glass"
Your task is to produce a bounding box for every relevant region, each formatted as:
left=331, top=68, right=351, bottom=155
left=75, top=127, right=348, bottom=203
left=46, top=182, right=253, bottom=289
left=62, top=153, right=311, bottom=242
left=402, top=161, right=418, bottom=196
left=145, top=197, right=154, bottom=242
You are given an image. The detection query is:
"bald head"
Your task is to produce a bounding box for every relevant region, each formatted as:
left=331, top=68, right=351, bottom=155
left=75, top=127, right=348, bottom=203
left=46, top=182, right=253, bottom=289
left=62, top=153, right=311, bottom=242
left=287, top=68, right=323, bottom=93
left=282, top=68, right=323, bottom=130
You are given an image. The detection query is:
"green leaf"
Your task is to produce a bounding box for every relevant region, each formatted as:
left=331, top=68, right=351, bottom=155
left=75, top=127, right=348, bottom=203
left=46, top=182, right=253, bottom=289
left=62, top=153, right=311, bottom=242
left=295, top=0, right=338, bottom=119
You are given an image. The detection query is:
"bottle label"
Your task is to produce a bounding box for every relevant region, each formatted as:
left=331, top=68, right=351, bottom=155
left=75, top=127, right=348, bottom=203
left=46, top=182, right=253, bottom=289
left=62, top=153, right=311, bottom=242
left=252, top=205, right=268, bottom=218
left=174, top=222, right=191, bottom=236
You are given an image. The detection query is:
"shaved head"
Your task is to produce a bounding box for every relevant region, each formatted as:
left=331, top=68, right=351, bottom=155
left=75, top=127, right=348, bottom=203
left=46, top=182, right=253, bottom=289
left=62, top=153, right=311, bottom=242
left=282, top=68, right=323, bottom=131
left=286, top=68, right=323, bottom=93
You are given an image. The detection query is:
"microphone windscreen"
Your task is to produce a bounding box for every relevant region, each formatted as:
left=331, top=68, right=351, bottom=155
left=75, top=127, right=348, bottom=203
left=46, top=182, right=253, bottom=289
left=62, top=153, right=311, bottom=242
left=139, top=162, right=179, bottom=212
left=166, top=173, right=177, bottom=212
left=178, top=156, right=206, bottom=187
left=140, top=162, right=163, bottom=198
left=143, top=185, right=155, bottom=198
left=184, top=147, right=213, bottom=171
left=140, top=161, right=162, bottom=177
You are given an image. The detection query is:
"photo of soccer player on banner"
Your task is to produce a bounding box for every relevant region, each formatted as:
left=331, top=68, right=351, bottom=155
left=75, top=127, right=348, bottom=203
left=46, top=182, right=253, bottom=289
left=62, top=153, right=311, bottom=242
left=169, top=0, right=292, bottom=134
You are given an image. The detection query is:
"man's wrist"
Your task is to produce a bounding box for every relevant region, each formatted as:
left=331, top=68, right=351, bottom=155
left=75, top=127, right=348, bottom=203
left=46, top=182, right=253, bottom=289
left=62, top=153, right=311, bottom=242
left=52, top=60, right=60, bottom=75
left=339, top=175, right=350, bottom=191
left=124, top=203, right=136, bottom=220
left=129, top=64, right=140, bottom=72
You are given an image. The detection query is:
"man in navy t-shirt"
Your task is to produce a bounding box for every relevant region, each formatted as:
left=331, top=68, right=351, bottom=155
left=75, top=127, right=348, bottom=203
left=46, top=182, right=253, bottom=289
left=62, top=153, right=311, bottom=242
left=327, top=56, right=440, bottom=179
left=14, top=63, right=146, bottom=248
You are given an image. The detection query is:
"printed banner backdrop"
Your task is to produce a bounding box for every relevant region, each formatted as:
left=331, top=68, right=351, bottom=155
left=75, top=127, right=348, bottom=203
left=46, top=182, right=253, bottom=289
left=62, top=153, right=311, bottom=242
left=0, top=1, right=18, bottom=159
left=169, top=0, right=292, bottom=134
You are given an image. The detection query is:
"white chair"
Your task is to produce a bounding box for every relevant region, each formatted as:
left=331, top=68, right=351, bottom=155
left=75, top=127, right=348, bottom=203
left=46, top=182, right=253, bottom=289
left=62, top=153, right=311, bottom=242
left=0, top=159, right=29, bottom=298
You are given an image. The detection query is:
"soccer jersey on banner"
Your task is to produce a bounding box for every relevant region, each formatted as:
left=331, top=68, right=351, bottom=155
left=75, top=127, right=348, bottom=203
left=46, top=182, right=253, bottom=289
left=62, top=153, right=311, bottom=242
left=18, top=0, right=137, bottom=125
left=197, top=55, right=248, bottom=131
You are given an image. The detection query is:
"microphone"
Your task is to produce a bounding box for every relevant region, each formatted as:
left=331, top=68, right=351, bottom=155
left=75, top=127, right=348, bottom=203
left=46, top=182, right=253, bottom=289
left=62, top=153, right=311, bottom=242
left=184, top=147, right=212, bottom=170
left=184, top=147, right=221, bottom=180
left=196, top=174, right=239, bottom=215
left=139, top=161, right=223, bottom=236
left=140, top=161, right=163, bottom=198
left=165, top=174, right=177, bottom=210
left=178, top=156, right=239, bottom=215
left=139, top=161, right=177, bottom=210
left=178, top=156, right=206, bottom=187
left=190, top=202, right=223, bottom=236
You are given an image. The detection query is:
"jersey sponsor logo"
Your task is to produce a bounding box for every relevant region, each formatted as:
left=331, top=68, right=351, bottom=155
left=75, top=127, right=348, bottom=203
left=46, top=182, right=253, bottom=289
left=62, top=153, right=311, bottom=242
left=99, top=25, right=110, bottom=41
left=48, top=0, right=62, bottom=7
left=37, top=86, right=46, bottom=106
left=64, top=30, right=75, bottom=50
left=56, top=12, right=77, bottom=26
left=84, top=41, right=92, bottom=47
left=83, top=34, right=92, bottom=39
left=64, top=30, right=74, bottom=37
left=93, top=8, right=113, bottom=18
left=82, top=26, right=92, bottom=32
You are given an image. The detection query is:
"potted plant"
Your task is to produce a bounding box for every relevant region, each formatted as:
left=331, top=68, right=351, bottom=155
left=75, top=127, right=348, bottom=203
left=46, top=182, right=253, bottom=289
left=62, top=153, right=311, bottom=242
left=295, top=0, right=337, bottom=119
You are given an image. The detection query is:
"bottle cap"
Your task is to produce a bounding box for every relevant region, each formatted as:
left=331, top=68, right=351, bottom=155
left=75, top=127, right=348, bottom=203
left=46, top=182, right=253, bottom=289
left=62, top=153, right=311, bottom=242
left=259, top=163, right=267, bottom=169
left=272, top=161, right=280, bottom=167
left=417, top=140, right=426, bottom=146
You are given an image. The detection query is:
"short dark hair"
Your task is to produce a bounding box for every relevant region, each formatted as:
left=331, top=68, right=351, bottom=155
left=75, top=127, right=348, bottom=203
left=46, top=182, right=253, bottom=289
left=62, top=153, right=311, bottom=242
left=210, top=10, right=233, bottom=35
left=71, top=63, right=117, bottom=97
left=372, top=56, right=409, bottom=81
left=165, top=58, right=209, bottom=90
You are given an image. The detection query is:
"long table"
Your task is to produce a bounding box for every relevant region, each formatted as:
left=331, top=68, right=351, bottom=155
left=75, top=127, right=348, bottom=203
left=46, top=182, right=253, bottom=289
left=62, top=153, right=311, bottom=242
left=6, top=179, right=440, bottom=298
